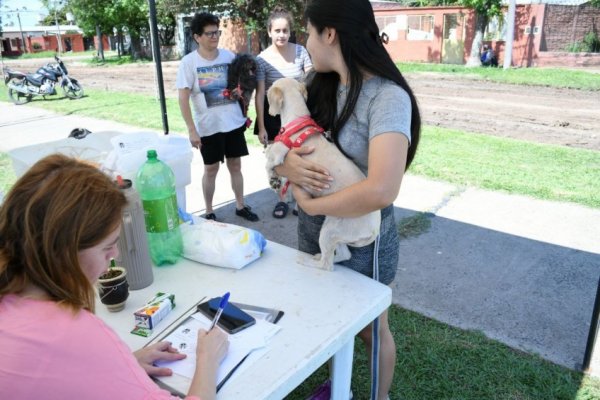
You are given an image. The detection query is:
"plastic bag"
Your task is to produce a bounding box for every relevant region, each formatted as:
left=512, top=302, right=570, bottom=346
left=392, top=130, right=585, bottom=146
left=179, top=215, right=267, bottom=269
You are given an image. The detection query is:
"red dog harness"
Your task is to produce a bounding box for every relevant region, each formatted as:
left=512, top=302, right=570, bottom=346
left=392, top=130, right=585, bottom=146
left=274, top=115, right=324, bottom=149
left=274, top=115, right=325, bottom=197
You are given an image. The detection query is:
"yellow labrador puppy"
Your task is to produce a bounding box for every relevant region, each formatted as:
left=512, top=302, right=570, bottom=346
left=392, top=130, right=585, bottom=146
left=265, top=77, right=380, bottom=271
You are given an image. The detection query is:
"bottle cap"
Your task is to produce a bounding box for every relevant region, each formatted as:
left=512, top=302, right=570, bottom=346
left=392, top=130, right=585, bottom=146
left=147, top=149, right=157, bottom=159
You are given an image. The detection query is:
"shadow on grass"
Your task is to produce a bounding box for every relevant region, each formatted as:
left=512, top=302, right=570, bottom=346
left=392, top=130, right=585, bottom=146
left=210, top=188, right=600, bottom=399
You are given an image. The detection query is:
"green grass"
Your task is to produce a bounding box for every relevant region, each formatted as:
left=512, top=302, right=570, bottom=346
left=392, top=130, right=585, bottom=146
left=83, top=53, right=152, bottom=66
left=0, top=153, right=16, bottom=196
left=284, top=305, right=600, bottom=399
left=0, top=88, right=261, bottom=147
left=398, top=62, right=600, bottom=91
left=5, top=50, right=100, bottom=60
left=0, top=88, right=597, bottom=208
left=410, top=126, right=600, bottom=208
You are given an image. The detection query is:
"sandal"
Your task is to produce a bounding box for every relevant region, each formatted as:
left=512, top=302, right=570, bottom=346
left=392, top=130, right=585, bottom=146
left=272, top=202, right=289, bottom=219
left=235, top=205, right=259, bottom=222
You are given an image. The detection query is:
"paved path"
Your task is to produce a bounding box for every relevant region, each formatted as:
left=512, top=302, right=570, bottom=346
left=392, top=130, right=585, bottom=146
left=1, top=103, right=599, bottom=371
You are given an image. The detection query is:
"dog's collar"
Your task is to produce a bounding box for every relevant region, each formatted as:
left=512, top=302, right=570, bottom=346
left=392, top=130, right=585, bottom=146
left=275, top=115, right=324, bottom=149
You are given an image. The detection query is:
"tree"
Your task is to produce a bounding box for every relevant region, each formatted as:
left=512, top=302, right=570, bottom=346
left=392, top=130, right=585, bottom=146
left=67, top=0, right=151, bottom=60
left=39, top=7, right=68, bottom=26
left=156, top=4, right=176, bottom=46
left=107, top=0, right=149, bottom=59
left=461, top=0, right=503, bottom=66
left=161, top=0, right=307, bottom=50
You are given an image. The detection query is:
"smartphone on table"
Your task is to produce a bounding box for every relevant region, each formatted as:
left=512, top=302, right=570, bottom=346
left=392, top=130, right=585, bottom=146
left=197, top=296, right=256, bottom=334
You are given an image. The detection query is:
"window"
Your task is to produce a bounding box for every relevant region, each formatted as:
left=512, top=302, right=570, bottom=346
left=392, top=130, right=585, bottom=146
left=407, top=15, right=434, bottom=41
left=375, top=15, right=407, bottom=41
left=485, top=14, right=507, bottom=41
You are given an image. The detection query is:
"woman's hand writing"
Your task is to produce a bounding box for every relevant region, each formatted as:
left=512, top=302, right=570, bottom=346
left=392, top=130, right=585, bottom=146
left=196, top=328, right=229, bottom=367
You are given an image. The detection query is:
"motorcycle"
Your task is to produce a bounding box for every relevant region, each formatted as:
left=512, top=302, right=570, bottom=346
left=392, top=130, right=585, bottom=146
left=4, top=55, right=84, bottom=105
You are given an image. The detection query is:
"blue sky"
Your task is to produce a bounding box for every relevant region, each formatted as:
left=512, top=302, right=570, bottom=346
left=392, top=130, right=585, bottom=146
left=2, top=0, right=47, bottom=27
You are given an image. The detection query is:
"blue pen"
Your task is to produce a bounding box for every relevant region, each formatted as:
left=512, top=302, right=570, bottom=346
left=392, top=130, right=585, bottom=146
left=209, top=292, right=230, bottom=330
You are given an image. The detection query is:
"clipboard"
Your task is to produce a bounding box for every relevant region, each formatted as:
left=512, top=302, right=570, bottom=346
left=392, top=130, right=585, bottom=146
left=147, top=299, right=284, bottom=396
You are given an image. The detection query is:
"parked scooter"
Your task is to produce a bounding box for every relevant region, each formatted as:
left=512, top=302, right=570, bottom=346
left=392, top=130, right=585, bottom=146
left=4, top=55, right=84, bottom=105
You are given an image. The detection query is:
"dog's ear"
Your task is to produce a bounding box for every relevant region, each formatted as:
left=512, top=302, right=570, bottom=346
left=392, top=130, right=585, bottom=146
left=267, top=86, right=284, bottom=116
left=298, top=81, right=308, bottom=102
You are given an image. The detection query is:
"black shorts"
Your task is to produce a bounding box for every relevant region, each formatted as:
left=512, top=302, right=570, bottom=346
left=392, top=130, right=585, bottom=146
left=200, top=124, right=249, bottom=165
left=253, top=97, right=282, bottom=142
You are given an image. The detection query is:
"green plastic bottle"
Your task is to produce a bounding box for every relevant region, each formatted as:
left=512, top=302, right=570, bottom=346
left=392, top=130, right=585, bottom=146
left=136, top=149, right=183, bottom=266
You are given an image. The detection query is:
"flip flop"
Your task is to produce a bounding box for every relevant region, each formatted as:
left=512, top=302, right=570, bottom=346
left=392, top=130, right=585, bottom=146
left=272, top=202, right=289, bottom=219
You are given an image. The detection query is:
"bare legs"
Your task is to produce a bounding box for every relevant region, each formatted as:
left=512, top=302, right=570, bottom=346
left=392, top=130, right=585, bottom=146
left=202, top=162, right=219, bottom=214
left=226, top=157, right=244, bottom=210
left=358, top=309, right=396, bottom=400
left=202, top=157, right=245, bottom=213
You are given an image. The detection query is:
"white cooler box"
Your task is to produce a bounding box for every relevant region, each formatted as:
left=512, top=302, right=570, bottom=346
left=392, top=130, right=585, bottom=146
left=8, top=131, right=193, bottom=212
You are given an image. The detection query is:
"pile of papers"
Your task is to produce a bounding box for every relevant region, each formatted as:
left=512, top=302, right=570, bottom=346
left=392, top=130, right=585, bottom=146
left=156, top=312, right=281, bottom=386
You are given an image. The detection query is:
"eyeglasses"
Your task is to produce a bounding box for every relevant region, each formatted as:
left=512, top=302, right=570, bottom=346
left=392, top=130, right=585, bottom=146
left=202, top=30, right=222, bottom=38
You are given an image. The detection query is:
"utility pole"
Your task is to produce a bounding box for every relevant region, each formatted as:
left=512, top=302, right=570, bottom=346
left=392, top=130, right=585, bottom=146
left=54, top=0, right=63, bottom=54
left=503, top=0, right=516, bottom=69
left=16, top=11, right=28, bottom=54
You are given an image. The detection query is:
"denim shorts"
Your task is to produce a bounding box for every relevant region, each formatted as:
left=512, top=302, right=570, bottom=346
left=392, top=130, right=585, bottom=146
left=297, top=205, right=399, bottom=285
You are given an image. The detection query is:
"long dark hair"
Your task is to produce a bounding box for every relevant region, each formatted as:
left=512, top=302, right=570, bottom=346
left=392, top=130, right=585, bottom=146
left=305, top=0, right=421, bottom=168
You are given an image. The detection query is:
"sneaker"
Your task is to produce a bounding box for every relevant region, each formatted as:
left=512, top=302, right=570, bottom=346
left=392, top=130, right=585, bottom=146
left=235, top=205, right=259, bottom=222
left=204, top=212, right=217, bottom=221
left=306, top=380, right=353, bottom=400
left=307, top=380, right=330, bottom=400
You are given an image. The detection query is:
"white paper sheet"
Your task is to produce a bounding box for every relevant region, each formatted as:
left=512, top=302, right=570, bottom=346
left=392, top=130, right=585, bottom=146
left=155, top=312, right=281, bottom=385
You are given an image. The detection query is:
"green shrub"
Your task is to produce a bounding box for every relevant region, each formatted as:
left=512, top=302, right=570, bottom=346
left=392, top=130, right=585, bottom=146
left=583, top=31, right=600, bottom=52
left=568, top=32, right=600, bottom=53
left=32, top=42, right=43, bottom=50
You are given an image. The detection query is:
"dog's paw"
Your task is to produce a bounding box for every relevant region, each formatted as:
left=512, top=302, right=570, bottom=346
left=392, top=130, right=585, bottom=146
left=270, top=176, right=282, bottom=190
left=297, top=253, right=334, bottom=271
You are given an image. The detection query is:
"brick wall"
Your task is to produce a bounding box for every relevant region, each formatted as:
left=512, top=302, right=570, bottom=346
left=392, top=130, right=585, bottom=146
left=535, top=51, right=600, bottom=66
left=542, top=4, right=600, bottom=51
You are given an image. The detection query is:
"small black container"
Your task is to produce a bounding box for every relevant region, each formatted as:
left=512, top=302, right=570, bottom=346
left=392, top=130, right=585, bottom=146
left=98, top=267, right=129, bottom=312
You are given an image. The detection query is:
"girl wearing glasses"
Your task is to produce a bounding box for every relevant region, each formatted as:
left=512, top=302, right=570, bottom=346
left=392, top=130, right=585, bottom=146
left=275, top=0, right=421, bottom=399
left=177, top=12, right=259, bottom=223
left=254, top=6, right=312, bottom=219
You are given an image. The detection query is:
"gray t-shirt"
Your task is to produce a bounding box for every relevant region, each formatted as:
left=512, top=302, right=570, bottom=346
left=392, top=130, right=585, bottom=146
left=337, top=76, right=412, bottom=175
left=256, top=44, right=312, bottom=91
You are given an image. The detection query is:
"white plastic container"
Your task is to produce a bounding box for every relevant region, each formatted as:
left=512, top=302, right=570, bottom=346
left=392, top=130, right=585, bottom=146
left=103, top=132, right=193, bottom=211
left=8, top=132, right=117, bottom=177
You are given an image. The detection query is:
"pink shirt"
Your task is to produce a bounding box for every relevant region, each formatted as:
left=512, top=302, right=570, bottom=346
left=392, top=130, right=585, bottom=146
left=0, top=294, right=199, bottom=400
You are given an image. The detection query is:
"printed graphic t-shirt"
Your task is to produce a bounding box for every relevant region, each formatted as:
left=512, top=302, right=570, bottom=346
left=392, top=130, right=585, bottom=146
left=176, top=49, right=246, bottom=137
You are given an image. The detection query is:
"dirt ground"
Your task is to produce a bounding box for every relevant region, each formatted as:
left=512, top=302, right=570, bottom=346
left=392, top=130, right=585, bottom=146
left=5, top=59, right=600, bottom=151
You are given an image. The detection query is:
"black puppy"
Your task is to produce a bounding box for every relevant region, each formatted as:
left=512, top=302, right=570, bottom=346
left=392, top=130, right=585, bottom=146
left=225, top=53, right=257, bottom=119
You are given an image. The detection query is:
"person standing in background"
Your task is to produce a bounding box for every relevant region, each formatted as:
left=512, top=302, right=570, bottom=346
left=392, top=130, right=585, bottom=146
left=177, top=12, right=259, bottom=222
left=254, top=6, right=312, bottom=219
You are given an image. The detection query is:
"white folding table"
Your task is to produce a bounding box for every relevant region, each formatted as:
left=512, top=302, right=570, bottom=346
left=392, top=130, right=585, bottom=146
left=96, top=240, right=391, bottom=399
